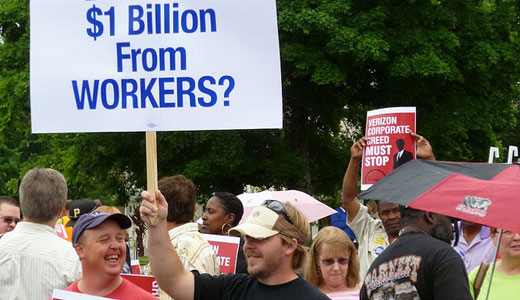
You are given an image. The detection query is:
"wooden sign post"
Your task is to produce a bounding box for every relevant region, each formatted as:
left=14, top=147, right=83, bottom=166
left=146, top=131, right=158, bottom=223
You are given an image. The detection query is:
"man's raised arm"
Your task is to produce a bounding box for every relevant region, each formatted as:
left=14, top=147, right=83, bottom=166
left=140, top=191, right=195, bottom=300
left=341, top=137, right=367, bottom=222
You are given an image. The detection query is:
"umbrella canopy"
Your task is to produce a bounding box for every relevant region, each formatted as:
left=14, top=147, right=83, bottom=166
left=237, top=190, right=337, bottom=224
left=359, top=160, right=520, bottom=233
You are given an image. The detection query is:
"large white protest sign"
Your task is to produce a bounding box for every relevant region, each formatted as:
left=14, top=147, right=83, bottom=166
left=30, top=0, right=282, bottom=133
left=52, top=289, right=113, bottom=300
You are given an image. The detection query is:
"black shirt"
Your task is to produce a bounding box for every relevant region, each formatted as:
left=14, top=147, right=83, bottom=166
left=360, top=231, right=472, bottom=300
left=194, top=271, right=330, bottom=300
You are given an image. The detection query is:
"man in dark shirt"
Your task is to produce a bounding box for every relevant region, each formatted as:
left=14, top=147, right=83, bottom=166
left=393, top=138, right=414, bottom=169
left=360, top=207, right=472, bottom=300
left=140, top=191, right=329, bottom=300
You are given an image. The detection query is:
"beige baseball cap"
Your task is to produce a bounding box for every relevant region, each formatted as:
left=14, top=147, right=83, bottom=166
left=229, top=205, right=307, bottom=244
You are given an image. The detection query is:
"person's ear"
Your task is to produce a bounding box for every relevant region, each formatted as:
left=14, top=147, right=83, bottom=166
left=283, top=238, right=298, bottom=255
left=193, top=203, right=198, bottom=214
left=225, top=213, right=236, bottom=225
left=74, top=243, right=85, bottom=260
left=58, top=204, right=66, bottom=217
left=423, top=212, right=436, bottom=225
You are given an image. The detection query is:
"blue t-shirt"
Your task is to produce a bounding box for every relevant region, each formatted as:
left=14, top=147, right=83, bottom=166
left=330, top=207, right=357, bottom=243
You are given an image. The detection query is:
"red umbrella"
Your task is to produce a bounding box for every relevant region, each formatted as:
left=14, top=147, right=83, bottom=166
left=359, top=160, right=520, bottom=300
left=359, top=160, right=520, bottom=233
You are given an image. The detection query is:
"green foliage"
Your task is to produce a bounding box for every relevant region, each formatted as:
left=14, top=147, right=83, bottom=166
left=0, top=0, right=518, bottom=210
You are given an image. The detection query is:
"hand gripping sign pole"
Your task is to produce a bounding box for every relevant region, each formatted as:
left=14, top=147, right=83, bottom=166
left=146, top=131, right=158, bottom=224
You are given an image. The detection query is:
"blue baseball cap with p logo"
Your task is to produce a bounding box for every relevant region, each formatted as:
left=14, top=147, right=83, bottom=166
left=71, top=211, right=132, bottom=245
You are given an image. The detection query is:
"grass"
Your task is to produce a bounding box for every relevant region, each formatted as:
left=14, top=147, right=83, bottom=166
left=139, top=256, right=149, bottom=266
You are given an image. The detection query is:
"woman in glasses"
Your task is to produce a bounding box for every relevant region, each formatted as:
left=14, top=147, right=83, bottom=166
left=468, top=228, right=520, bottom=299
left=201, top=192, right=247, bottom=273
left=305, top=226, right=361, bottom=299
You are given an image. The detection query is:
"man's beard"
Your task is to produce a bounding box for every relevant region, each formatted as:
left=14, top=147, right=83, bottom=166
left=246, top=248, right=284, bottom=280
left=432, top=222, right=453, bottom=244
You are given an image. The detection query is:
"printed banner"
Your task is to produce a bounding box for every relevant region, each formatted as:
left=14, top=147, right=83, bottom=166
left=30, top=0, right=282, bottom=133
left=121, top=274, right=160, bottom=298
left=361, top=107, right=416, bottom=190
left=202, top=233, right=240, bottom=274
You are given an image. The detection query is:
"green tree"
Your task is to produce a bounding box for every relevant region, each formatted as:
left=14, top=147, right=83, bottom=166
left=0, top=0, right=519, bottom=211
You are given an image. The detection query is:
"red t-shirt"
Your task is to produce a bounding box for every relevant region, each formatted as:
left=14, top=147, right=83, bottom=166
left=63, top=278, right=157, bottom=299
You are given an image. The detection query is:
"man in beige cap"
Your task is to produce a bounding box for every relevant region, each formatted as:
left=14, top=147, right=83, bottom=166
left=140, top=191, right=329, bottom=300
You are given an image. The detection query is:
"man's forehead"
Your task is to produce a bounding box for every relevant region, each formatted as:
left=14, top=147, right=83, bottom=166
left=0, top=203, right=20, bottom=213
left=86, top=219, right=123, bottom=235
left=379, top=201, right=399, bottom=210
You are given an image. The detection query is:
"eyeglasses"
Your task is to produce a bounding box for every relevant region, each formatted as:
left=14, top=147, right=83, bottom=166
left=262, top=200, right=294, bottom=224
left=320, top=257, right=350, bottom=266
left=502, top=230, right=519, bottom=237
left=491, top=229, right=520, bottom=238
left=0, top=216, right=21, bottom=225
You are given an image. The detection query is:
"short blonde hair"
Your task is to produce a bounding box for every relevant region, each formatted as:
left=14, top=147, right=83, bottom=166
left=95, top=205, right=129, bottom=239
left=278, top=202, right=310, bottom=270
left=304, top=226, right=360, bottom=288
left=95, top=205, right=121, bottom=214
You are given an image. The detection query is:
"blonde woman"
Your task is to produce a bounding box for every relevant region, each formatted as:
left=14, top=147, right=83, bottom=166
left=468, top=228, right=520, bottom=299
left=305, top=226, right=361, bottom=299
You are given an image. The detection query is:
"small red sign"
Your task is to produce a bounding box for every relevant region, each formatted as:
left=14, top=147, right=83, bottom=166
left=202, top=234, right=240, bottom=274
left=361, top=107, right=416, bottom=190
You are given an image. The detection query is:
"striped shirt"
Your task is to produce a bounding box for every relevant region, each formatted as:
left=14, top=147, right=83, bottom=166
left=0, top=221, right=82, bottom=300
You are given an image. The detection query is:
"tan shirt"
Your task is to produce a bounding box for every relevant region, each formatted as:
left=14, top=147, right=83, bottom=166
left=347, top=204, right=390, bottom=278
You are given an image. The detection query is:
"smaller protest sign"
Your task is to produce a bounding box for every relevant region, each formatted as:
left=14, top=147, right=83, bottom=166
left=52, top=289, right=113, bottom=300
left=54, top=224, right=68, bottom=240
left=130, top=259, right=142, bottom=275
left=361, top=107, right=416, bottom=190
left=202, top=234, right=240, bottom=274
left=120, top=274, right=160, bottom=298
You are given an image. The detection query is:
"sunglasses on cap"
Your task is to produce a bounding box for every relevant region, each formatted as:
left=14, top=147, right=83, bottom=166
left=0, top=216, right=20, bottom=225
left=262, top=200, right=294, bottom=225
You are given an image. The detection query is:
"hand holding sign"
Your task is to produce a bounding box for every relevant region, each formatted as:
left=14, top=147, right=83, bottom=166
left=351, top=137, right=367, bottom=159
left=411, top=132, right=435, bottom=160
left=140, top=190, right=167, bottom=227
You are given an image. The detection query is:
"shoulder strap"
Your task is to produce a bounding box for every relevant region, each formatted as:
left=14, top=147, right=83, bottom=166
left=473, top=263, right=490, bottom=300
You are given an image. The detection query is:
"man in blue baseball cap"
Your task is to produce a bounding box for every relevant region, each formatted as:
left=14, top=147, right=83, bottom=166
left=63, top=211, right=156, bottom=299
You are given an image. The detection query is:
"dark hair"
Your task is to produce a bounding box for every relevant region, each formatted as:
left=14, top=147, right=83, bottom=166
left=159, top=175, right=197, bottom=224
left=214, top=192, right=243, bottom=226
left=0, top=196, right=19, bottom=208
left=399, top=206, right=424, bottom=225
left=64, top=199, right=74, bottom=210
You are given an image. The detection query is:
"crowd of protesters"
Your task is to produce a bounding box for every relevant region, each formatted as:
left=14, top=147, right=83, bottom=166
left=0, top=132, right=518, bottom=299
